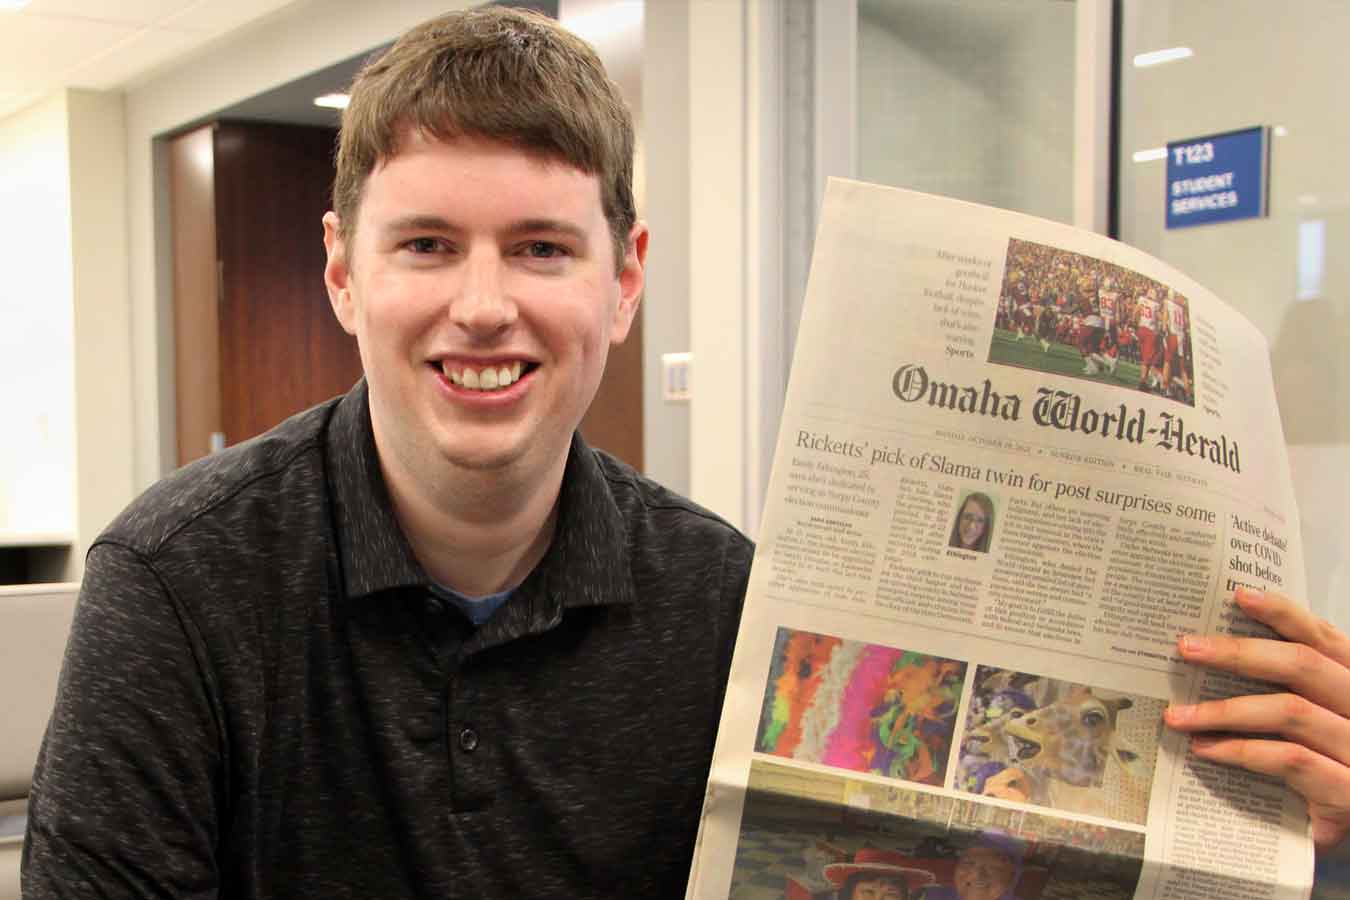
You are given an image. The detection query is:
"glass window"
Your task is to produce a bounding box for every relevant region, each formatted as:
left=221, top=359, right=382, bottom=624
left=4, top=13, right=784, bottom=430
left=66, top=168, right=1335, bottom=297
left=1118, top=0, right=1349, bottom=626
left=857, top=0, right=1077, bottom=223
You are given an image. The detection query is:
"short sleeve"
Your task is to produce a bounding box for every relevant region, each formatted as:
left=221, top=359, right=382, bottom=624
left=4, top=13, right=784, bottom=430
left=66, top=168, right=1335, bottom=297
left=22, top=542, right=223, bottom=899
left=714, top=533, right=754, bottom=698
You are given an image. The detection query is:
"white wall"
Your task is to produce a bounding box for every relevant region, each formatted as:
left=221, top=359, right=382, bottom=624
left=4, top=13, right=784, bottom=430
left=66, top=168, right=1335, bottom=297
left=0, top=94, right=75, bottom=546
left=640, top=0, right=693, bottom=496
left=688, top=0, right=750, bottom=531
left=67, top=89, right=135, bottom=581
left=856, top=0, right=1076, bottom=225
left=0, top=89, right=130, bottom=580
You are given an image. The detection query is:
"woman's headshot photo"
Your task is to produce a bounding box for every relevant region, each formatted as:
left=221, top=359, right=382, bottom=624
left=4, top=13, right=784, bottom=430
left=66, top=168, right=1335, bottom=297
left=948, top=492, right=995, bottom=553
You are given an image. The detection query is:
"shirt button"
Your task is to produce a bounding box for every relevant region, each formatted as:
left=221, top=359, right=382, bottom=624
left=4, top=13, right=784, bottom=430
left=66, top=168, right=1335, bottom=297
left=458, top=727, right=479, bottom=752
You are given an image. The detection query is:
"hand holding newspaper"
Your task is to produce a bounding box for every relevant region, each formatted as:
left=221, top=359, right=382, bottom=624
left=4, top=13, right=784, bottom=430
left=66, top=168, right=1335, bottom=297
left=688, top=180, right=1334, bottom=899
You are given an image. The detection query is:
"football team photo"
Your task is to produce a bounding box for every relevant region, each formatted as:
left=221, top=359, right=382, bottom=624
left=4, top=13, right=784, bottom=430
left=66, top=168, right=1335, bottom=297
left=989, top=238, right=1196, bottom=407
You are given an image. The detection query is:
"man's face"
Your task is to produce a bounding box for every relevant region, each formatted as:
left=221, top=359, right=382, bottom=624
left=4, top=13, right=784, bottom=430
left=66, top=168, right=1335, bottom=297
left=848, top=876, right=907, bottom=900
left=324, top=132, right=645, bottom=483
left=953, top=847, right=1015, bottom=900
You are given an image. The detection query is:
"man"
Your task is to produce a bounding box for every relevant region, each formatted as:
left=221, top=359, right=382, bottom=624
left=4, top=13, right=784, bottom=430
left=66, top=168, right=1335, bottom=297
left=23, top=9, right=750, bottom=898
left=1168, top=585, right=1350, bottom=851
left=1033, top=289, right=1057, bottom=354
left=1074, top=292, right=1107, bottom=376
left=1161, top=289, right=1192, bottom=401
left=1095, top=275, right=1121, bottom=375
left=22, top=7, right=1350, bottom=899
left=1134, top=287, right=1164, bottom=393
left=1011, top=278, right=1036, bottom=342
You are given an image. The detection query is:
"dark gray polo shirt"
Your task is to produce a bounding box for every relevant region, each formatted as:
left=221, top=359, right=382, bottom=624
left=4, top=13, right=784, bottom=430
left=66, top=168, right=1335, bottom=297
left=23, top=382, right=752, bottom=899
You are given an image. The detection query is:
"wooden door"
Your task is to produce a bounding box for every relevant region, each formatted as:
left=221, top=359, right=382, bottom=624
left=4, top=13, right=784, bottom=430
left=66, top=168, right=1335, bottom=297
left=213, top=121, right=364, bottom=450
left=171, top=121, right=362, bottom=465
left=580, top=305, right=643, bottom=470
left=169, top=125, right=221, bottom=465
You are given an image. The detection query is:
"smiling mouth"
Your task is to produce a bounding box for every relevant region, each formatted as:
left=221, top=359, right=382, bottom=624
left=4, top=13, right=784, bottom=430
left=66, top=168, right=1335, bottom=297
left=438, top=360, right=536, bottom=391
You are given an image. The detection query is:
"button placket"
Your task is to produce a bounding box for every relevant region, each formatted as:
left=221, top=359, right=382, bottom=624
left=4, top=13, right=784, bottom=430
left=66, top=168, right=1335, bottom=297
left=445, top=655, right=495, bottom=811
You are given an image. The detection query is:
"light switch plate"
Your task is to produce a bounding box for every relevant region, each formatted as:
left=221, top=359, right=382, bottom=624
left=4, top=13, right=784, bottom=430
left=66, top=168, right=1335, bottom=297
left=662, top=352, right=691, bottom=402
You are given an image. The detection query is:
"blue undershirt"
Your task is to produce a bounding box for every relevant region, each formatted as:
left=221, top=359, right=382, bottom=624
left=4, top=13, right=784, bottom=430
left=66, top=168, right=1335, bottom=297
left=429, top=583, right=514, bottom=626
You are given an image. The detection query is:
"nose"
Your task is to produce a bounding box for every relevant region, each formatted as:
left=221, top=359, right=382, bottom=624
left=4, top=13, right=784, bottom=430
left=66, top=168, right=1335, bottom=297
left=448, top=247, right=517, bottom=338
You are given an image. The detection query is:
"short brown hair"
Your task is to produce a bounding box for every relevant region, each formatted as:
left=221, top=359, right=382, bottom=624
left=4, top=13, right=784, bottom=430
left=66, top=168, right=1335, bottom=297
left=332, top=6, right=636, bottom=269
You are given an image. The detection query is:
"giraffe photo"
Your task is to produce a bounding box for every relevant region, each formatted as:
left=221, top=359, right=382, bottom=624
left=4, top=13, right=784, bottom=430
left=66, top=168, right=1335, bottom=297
left=955, top=666, right=1166, bottom=825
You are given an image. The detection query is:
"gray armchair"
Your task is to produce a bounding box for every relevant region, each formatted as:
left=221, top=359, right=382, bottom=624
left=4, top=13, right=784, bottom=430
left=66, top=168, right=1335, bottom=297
left=0, top=584, right=78, bottom=900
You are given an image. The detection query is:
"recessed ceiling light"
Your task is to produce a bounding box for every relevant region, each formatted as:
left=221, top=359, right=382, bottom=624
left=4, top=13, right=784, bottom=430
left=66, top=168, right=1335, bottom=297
left=313, top=93, right=349, bottom=110
left=0, top=0, right=34, bottom=10
left=1132, top=147, right=1167, bottom=163
left=1133, top=47, right=1194, bottom=67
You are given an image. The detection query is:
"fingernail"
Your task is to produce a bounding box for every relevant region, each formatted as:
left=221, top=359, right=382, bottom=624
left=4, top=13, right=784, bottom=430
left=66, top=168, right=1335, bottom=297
left=1167, top=704, right=1194, bottom=724
left=1235, top=586, right=1265, bottom=605
left=1180, top=635, right=1210, bottom=656
left=1190, top=735, right=1218, bottom=751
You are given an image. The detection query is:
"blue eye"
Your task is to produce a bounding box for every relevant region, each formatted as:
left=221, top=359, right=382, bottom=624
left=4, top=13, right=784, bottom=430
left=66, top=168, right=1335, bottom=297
left=407, top=237, right=441, bottom=253
left=526, top=241, right=565, bottom=258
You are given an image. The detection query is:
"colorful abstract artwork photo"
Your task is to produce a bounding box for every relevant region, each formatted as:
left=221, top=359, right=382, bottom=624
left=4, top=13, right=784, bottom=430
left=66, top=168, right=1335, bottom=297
left=755, top=628, right=968, bottom=786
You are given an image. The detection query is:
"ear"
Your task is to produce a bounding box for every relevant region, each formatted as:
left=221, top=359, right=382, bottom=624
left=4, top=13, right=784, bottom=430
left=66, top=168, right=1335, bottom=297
left=609, top=220, right=648, bottom=345
left=323, top=211, right=358, bottom=336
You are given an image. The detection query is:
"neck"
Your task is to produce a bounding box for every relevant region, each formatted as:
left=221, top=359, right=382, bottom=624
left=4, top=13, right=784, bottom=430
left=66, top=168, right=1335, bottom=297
left=377, top=442, right=568, bottom=599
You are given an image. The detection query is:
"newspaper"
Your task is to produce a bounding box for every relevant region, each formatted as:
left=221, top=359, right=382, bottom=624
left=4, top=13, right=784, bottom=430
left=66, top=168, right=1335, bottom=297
left=687, top=180, right=1313, bottom=900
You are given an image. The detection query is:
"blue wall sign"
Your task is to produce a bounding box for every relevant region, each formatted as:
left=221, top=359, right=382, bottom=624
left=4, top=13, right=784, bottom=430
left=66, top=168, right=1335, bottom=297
left=1165, top=126, right=1269, bottom=229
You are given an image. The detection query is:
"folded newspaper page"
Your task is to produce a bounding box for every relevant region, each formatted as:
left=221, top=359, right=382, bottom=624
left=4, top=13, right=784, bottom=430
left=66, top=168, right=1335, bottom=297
left=688, top=180, right=1312, bottom=900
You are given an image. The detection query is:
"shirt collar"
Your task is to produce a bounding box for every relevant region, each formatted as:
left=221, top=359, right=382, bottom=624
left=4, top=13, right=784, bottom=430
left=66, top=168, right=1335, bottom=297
left=326, top=381, right=636, bottom=623
left=327, top=380, right=426, bottom=598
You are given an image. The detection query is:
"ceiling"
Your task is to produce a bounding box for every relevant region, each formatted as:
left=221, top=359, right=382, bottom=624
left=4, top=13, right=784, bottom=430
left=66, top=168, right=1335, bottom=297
left=0, top=0, right=584, bottom=131
left=0, top=0, right=307, bottom=121
left=215, top=48, right=367, bottom=129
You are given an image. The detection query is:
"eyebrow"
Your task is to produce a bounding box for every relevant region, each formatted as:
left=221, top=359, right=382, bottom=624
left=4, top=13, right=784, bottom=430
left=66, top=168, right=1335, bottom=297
left=380, top=214, right=455, bottom=234
left=503, top=218, right=590, bottom=244
left=379, top=214, right=589, bottom=244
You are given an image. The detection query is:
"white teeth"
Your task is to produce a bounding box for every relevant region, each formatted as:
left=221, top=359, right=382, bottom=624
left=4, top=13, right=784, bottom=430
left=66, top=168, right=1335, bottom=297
left=440, top=361, right=527, bottom=392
